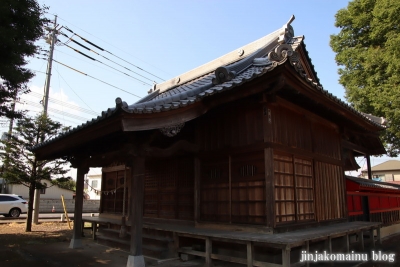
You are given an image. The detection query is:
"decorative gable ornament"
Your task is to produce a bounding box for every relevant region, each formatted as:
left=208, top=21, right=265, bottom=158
left=160, top=123, right=185, bottom=137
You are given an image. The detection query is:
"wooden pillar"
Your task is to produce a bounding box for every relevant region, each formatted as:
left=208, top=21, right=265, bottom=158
left=205, top=237, right=213, bottom=267
left=366, top=155, right=372, bottom=180
left=92, top=223, right=97, bottom=240
left=69, top=164, right=89, bottom=249
left=265, top=148, right=274, bottom=228
left=370, top=228, right=375, bottom=248
left=303, top=241, right=310, bottom=267
left=247, top=242, right=253, bottom=267
left=377, top=227, right=382, bottom=245
left=282, top=246, right=291, bottom=267
left=194, top=157, right=200, bottom=223
left=126, top=156, right=145, bottom=267
left=327, top=237, right=332, bottom=254
left=173, top=233, right=180, bottom=257
left=344, top=234, right=350, bottom=253
left=359, top=231, right=364, bottom=250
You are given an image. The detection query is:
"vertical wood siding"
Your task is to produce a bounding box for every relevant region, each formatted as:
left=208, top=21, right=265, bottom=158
left=200, top=151, right=266, bottom=225
left=269, top=102, right=344, bottom=225
left=312, top=122, right=341, bottom=160
left=200, top=157, right=230, bottom=222
left=198, top=104, right=264, bottom=151
left=269, top=105, right=312, bottom=151
left=314, top=161, right=346, bottom=221
left=144, top=157, right=194, bottom=220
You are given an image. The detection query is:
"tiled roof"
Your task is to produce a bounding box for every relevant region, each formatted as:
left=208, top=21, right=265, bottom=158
left=346, top=176, right=400, bottom=191
left=361, top=160, right=400, bottom=173
left=31, top=16, right=385, bottom=152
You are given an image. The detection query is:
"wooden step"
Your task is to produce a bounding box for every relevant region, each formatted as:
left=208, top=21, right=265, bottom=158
left=96, top=228, right=174, bottom=260
left=96, top=232, right=130, bottom=252
left=142, top=234, right=173, bottom=243
left=96, top=233, right=130, bottom=246
left=99, top=229, right=173, bottom=242
left=96, top=233, right=171, bottom=252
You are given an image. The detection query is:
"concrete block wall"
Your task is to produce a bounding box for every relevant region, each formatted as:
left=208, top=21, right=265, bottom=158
left=39, top=199, right=100, bottom=213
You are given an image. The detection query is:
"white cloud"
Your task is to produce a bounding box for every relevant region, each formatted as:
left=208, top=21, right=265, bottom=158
left=16, top=84, right=92, bottom=128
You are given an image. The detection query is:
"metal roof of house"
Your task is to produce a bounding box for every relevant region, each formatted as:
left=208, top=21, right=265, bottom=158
left=31, top=16, right=386, bottom=152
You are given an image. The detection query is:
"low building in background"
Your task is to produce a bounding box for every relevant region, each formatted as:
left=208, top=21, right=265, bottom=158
left=4, top=179, right=74, bottom=199
left=86, top=173, right=102, bottom=200
left=361, top=160, right=400, bottom=184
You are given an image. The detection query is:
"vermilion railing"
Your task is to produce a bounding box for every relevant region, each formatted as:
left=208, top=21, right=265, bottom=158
left=347, top=191, right=400, bottom=225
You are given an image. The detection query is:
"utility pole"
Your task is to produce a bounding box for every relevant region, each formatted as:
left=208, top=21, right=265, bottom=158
left=7, top=101, right=16, bottom=138
left=1, top=98, right=16, bottom=193
left=33, top=15, right=58, bottom=224
left=43, top=15, right=57, bottom=115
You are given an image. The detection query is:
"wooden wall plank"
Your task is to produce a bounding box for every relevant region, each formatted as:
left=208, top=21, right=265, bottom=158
left=265, top=148, right=275, bottom=228
left=144, top=157, right=194, bottom=221
left=195, top=157, right=200, bottom=223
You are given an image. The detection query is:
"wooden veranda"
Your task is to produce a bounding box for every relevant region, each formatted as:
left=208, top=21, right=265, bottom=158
left=82, top=216, right=381, bottom=267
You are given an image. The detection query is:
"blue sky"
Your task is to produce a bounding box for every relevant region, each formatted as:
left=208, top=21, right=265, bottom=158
left=11, top=0, right=395, bottom=171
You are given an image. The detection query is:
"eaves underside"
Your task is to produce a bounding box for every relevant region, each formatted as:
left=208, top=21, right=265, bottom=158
left=31, top=30, right=385, bottom=154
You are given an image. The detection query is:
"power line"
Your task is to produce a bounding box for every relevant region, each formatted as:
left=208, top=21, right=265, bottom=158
left=59, top=33, right=157, bottom=84
left=29, top=69, right=47, bottom=74
left=53, top=67, right=96, bottom=113
left=62, top=25, right=166, bottom=81
left=53, top=14, right=172, bottom=77
left=53, top=48, right=147, bottom=86
left=21, top=99, right=90, bottom=121
left=27, top=91, right=99, bottom=116
left=52, top=59, right=142, bottom=98
left=22, top=108, right=83, bottom=127
left=60, top=42, right=152, bottom=86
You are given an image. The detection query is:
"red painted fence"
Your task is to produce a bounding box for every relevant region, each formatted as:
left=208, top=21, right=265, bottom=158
left=346, top=176, right=400, bottom=225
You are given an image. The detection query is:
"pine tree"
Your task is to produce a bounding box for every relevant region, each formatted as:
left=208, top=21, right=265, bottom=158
left=1, top=113, right=68, bottom=231
left=330, top=0, right=400, bottom=156
left=0, top=0, right=48, bottom=120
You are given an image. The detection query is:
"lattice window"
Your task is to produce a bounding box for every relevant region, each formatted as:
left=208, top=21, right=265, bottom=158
left=294, top=158, right=314, bottom=221
left=231, top=151, right=266, bottom=225
left=207, top=168, right=221, bottom=180
left=239, top=165, right=257, bottom=177
left=274, top=153, right=315, bottom=224
left=200, top=158, right=229, bottom=223
left=274, top=154, right=295, bottom=223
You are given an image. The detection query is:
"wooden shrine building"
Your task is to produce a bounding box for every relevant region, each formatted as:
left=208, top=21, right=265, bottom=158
left=32, top=16, right=386, bottom=267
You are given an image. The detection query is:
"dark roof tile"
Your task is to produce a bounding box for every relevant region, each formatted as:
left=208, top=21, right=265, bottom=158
left=31, top=16, right=385, bottom=152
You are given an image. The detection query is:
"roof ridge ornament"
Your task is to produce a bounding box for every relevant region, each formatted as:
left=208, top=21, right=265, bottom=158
left=361, top=113, right=387, bottom=126
left=115, top=97, right=128, bottom=109
left=268, top=44, right=293, bottom=64
left=212, top=67, right=237, bottom=85
left=278, top=15, right=295, bottom=44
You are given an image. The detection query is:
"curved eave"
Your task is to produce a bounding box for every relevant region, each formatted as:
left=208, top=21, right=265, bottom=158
left=282, top=62, right=385, bottom=132
left=32, top=109, right=124, bottom=160
left=31, top=36, right=386, bottom=159
left=31, top=106, right=120, bottom=151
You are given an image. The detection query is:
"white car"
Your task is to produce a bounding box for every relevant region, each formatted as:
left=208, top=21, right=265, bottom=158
left=0, top=194, right=28, bottom=217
